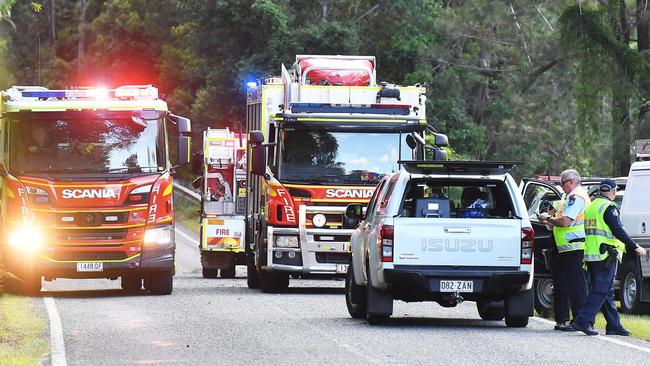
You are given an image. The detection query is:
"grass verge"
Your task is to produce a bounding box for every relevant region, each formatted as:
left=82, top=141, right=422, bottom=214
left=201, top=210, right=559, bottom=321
left=0, top=294, right=47, bottom=366
left=174, top=194, right=200, bottom=233
left=595, top=312, right=650, bottom=341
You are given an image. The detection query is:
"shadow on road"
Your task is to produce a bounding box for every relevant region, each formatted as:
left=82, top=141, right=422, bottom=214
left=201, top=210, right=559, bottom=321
left=347, top=316, right=520, bottom=330
left=38, top=289, right=154, bottom=299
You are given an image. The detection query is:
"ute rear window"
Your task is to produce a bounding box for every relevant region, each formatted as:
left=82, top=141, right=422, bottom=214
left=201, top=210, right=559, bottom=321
left=399, top=179, right=515, bottom=219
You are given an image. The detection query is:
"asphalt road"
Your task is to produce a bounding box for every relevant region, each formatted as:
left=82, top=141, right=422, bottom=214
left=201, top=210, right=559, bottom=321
left=37, top=224, right=650, bottom=366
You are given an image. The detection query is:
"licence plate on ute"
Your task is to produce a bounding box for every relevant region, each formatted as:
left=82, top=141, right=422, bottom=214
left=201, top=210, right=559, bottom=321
left=336, top=264, right=349, bottom=274
left=440, top=280, right=473, bottom=292
left=76, top=262, right=103, bottom=272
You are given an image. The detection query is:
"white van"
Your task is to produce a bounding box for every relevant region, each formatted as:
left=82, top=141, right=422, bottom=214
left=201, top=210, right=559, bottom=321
left=619, top=160, right=650, bottom=313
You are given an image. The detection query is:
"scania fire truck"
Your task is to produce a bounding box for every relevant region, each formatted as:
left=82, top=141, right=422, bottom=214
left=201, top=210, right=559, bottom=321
left=192, top=128, right=247, bottom=278
left=245, top=55, right=447, bottom=292
left=0, top=85, right=191, bottom=295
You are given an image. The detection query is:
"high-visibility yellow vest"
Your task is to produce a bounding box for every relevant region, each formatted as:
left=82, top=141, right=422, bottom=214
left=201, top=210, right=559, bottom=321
left=553, top=186, right=591, bottom=252
left=584, top=197, right=626, bottom=262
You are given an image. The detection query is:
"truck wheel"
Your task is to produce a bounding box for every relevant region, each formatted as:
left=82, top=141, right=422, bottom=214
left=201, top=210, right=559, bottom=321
left=477, top=300, right=505, bottom=321
left=345, top=262, right=367, bottom=319
left=259, top=270, right=289, bottom=293
left=533, top=278, right=554, bottom=318
left=619, top=261, right=645, bottom=314
left=220, top=265, right=236, bottom=279
left=505, top=315, right=529, bottom=328
left=146, top=271, right=173, bottom=295
left=21, top=274, right=42, bottom=296
left=202, top=267, right=218, bottom=279
left=121, top=275, right=142, bottom=293
left=247, top=255, right=260, bottom=289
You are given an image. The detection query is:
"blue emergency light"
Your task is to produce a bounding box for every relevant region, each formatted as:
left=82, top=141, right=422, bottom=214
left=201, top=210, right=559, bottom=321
left=21, top=91, right=67, bottom=99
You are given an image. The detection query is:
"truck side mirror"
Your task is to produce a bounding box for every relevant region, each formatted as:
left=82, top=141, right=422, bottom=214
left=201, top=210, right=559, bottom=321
left=345, top=203, right=365, bottom=220
left=170, top=114, right=191, bottom=134
left=433, top=148, right=447, bottom=161
left=249, top=130, right=264, bottom=145
left=177, top=136, right=192, bottom=166
left=405, top=134, right=417, bottom=150
left=248, top=130, right=266, bottom=176
left=434, top=133, right=449, bottom=147
left=191, top=152, right=204, bottom=175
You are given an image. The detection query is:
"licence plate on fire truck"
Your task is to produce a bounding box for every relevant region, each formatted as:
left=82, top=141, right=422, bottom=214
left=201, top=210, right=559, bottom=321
left=440, top=280, right=473, bottom=292
left=76, top=262, right=103, bottom=272
left=336, top=264, right=349, bottom=274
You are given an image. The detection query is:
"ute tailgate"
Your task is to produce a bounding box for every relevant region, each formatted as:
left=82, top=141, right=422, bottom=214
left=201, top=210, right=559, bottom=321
left=392, top=218, right=521, bottom=267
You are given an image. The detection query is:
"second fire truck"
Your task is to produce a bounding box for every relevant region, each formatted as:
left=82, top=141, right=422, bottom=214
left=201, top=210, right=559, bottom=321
left=245, top=55, right=447, bottom=292
left=192, top=128, right=247, bottom=278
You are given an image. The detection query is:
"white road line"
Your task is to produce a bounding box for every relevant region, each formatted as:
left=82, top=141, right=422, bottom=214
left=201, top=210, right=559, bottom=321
left=175, top=227, right=199, bottom=247
left=43, top=297, right=68, bottom=366
left=531, top=316, right=650, bottom=354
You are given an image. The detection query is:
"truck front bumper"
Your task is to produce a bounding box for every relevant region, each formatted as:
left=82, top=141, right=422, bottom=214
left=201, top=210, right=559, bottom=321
left=266, top=205, right=353, bottom=275
left=2, top=243, right=175, bottom=280
left=384, top=265, right=530, bottom=302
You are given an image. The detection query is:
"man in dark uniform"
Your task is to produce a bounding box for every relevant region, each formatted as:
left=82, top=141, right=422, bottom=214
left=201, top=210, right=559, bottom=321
left=572, top=179, right=647, bottom=336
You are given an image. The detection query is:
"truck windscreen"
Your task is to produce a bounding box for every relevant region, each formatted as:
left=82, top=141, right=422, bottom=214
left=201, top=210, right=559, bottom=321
left=8, top=112, right=166, bottom=175
left=279, top=130, right=411, bottom=184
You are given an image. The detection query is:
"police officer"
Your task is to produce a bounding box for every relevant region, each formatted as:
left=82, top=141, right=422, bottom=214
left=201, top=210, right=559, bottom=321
left=571, top=179, right=647, bottom=336
left=538, top=169, right=590, bottom=331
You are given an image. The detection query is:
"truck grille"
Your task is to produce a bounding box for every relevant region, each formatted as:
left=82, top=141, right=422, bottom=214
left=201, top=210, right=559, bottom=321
left=51, top=212, right=130, bottom=226
left=50, top=251, right=128, bottom=261
left=315, top=252, right=350, bottom=264
left=55, top=228, right=129, bottom=241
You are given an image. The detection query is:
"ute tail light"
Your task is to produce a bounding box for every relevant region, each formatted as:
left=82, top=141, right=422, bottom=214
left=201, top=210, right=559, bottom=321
left=377, top=224, right=394, bottom=262
left=521, top=227, right=535, bottom=265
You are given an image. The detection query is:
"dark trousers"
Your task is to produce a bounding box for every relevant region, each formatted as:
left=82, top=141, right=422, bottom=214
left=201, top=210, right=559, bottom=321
left=553, top=249, right=588, bottom=323
left=574, top=260, right=622, bottom=330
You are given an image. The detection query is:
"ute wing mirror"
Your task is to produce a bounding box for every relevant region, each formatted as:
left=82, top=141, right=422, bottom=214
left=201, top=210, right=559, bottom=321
left=434, top=133, right=449, bottom=147
left=345, top=203, right=366, bottom=220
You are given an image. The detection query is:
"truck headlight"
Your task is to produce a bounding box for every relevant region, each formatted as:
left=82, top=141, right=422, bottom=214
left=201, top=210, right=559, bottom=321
left=312, top=213, right=326, bottom=228
left=8, top=223, right=44, bottom=251
left=144, top=226, right=174, bottom=245
left=274, top=235, right=299, bottom=248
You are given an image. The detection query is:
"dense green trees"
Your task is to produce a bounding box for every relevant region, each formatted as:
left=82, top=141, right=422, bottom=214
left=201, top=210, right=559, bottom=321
left=2, top=0, right=648, bottom=177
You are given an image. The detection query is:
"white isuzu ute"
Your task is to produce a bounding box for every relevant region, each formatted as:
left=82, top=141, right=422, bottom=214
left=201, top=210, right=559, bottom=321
left=344, top=161, right=535, bottom=326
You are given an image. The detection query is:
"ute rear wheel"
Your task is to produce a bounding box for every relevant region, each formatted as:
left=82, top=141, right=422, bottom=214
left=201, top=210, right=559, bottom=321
left=345, top=262, right=367, bottom=319
left=505, top=315, right=529, bottom=328
left=121, top=275, right=142, bottom=293
left=146, top=271, right=173, bottom=295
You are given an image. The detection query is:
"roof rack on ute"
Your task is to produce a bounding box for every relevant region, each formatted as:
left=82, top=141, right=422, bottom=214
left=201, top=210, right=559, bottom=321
left=398, top=160, right=519, bottom=175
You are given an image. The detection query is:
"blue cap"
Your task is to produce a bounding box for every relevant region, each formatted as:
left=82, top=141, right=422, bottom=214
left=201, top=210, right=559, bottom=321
left=599, top=179, right=617, bottom=192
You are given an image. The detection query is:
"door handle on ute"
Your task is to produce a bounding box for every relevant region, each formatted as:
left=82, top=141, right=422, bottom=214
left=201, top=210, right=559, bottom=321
left=643, top=222, right=646, bottom=234
left=444, top=227, right=471, bottom=233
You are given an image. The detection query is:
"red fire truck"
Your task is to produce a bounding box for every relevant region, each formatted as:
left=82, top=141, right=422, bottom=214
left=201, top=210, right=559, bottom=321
left=245, top=55, right=448, bottom=292
left=0, top=85, right=191, bottom=295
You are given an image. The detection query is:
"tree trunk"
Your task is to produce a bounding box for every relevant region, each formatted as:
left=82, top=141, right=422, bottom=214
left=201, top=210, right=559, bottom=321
left=50, top=0, right=56, bottom=45
left=637, top=0, right=650, bottom=138
left=77, top=0, right=88, bottom=76
left=611, top=0, right=632, bottom=176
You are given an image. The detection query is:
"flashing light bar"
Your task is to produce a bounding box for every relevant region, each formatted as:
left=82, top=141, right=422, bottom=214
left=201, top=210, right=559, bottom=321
left=12, top=85, right=158, bottom=101
left=290, top=102, right=411, bottom=115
